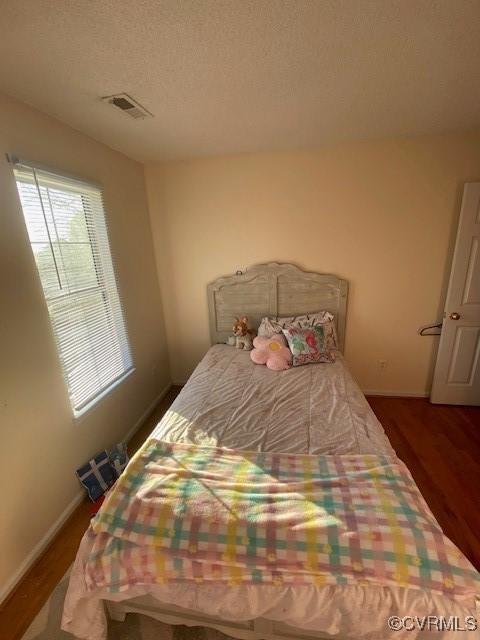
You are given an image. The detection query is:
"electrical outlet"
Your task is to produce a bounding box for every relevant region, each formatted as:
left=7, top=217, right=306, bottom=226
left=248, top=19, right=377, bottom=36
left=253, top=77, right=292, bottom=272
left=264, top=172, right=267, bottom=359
left=379, top=360, right=388, bottom=370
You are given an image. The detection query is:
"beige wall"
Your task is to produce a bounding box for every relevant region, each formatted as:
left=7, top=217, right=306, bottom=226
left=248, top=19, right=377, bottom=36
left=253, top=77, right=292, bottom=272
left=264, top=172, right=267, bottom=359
left=0, top=93, right=169, bottom=597
left=145, top=132, right=480, bottom=393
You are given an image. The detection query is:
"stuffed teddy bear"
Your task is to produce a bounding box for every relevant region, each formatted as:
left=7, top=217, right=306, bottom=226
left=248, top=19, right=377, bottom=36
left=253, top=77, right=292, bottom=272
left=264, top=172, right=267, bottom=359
left=250, top=334, right=292, bottom=370
left=232, top=316, right=254, bottom=350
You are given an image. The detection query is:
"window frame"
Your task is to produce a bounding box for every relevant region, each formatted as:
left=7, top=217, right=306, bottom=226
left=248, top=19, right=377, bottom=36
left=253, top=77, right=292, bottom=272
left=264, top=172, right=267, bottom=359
left=11, top=156, right=135, bottom=418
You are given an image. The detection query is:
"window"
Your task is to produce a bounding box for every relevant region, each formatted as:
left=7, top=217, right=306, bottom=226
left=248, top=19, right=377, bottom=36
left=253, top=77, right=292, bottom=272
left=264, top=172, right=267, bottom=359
left=13, top=161, right=133, bottom=416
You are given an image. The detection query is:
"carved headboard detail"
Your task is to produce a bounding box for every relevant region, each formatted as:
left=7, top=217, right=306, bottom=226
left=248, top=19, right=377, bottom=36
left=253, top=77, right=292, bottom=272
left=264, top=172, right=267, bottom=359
left=207, top=263, right=348, bottom=352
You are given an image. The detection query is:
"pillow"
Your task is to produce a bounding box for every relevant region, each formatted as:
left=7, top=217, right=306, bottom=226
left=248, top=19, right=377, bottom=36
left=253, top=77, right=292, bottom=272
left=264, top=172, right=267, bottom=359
left=258, top=311, right=338, bottom=350
left=76, top=450, right=116, bottom=502
left=282, top=325, right=335, bottom=367
left=250, top=334, right=292, bottom=370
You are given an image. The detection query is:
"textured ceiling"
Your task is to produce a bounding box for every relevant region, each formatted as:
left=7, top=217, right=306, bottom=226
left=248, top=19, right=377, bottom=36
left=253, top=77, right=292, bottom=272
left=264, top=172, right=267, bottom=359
left=1, top=0, right=479, bottom=162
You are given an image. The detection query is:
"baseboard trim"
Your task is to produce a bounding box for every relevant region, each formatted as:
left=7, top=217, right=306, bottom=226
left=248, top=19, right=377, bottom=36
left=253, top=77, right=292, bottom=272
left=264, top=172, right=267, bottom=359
left=364, top=389, right=430, bottom=398
left=0, top=383, right=172, bottom=606
left=0, top=489, right=85, bottom=605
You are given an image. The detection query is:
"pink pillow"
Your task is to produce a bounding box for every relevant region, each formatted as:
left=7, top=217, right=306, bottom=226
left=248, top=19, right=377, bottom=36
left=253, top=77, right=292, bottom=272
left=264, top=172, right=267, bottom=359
left=250, top=334, right=292, bottom=371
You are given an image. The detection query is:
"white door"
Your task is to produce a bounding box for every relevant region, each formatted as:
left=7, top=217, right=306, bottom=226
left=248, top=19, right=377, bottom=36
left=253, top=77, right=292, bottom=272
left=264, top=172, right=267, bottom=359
left=431, top=183, right=480, bottom=405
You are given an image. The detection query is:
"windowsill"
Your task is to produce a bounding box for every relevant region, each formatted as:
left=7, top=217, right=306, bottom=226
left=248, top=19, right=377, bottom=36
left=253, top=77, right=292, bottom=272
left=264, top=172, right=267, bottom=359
left=72, top=367, right=136, bottom=422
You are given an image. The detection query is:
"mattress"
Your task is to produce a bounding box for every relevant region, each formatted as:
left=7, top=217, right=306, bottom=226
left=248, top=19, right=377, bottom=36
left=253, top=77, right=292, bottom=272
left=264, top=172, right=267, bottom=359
left=62, top=346, right=480, bottom=640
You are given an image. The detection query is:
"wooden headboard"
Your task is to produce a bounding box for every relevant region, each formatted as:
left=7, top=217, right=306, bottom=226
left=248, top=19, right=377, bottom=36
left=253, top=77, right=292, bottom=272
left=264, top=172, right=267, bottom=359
left=207, top=263, right=348, bottom=352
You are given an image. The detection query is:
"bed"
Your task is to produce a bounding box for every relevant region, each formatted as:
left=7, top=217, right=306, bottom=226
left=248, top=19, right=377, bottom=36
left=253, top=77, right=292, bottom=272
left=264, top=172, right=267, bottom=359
left=62, top=263, right=480, bottom=640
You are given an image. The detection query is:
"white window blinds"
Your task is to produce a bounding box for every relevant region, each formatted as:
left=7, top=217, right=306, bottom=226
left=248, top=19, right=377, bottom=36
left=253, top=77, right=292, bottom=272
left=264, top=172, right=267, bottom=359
left=14, top=162, right=133, bottom=415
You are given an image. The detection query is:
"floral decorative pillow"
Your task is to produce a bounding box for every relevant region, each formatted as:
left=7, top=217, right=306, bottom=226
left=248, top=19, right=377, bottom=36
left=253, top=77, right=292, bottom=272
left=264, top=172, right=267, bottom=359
left=250, top=334, right=292, bottom=370
left=258, top=311, right=338, bottom=350
left=282, top=325, right=335, bottom=367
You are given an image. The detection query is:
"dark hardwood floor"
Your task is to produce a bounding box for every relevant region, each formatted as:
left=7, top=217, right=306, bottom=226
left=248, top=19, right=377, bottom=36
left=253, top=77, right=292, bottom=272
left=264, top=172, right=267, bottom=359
left=368, top=396, right=480, bottom=571
left=0, top=390, right=478, bottom=640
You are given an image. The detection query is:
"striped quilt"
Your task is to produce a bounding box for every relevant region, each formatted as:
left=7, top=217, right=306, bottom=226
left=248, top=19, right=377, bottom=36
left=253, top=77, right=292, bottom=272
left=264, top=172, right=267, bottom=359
left=85, top=440, right=480, bottom=599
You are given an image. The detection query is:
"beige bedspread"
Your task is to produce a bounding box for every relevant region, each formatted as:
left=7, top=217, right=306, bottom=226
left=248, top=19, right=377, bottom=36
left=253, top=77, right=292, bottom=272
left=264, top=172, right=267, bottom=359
left=152, top=344, right=394, bottom=456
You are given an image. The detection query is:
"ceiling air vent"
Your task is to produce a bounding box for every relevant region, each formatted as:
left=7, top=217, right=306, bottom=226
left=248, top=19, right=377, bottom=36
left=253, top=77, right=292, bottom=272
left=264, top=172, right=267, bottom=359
left=102, top=93, right=153, bottom=120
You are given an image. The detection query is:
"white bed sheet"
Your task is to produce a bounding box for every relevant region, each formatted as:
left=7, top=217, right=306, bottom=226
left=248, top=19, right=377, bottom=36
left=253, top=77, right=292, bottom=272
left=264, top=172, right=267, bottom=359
left=62, top=346, right=480, bottom=640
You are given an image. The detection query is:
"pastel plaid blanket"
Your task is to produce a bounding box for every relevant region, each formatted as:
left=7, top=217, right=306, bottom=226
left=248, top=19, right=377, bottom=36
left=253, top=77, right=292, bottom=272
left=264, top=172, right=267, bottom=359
left=86, top=440, right=480, bottom=599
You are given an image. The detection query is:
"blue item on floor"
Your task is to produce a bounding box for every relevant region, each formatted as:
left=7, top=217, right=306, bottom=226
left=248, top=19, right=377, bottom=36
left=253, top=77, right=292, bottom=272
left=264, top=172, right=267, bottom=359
left=109, top=442, right=129, bottom=478
left=76, top=451, right=115, bottom=502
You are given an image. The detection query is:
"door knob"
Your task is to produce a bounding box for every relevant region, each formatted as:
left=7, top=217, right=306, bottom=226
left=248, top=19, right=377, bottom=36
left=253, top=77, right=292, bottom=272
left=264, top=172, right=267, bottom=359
left=449, top=312, right=460, bottom=320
